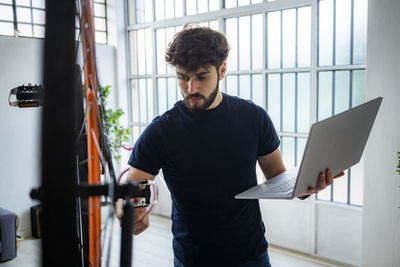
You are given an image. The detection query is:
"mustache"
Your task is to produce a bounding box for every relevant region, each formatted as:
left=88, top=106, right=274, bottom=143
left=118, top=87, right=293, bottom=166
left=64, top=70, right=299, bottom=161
left=185, top=93, right=205, bottom=99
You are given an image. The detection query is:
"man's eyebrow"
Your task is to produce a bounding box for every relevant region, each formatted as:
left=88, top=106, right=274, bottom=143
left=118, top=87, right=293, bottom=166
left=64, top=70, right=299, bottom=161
left=195, top=71, right=210, bottom=76
left=176, top=70, right=210, bottom=76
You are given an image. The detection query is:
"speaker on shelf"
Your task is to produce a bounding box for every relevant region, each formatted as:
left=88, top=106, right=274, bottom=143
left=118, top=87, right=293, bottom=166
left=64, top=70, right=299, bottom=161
left=30, top=204, right=43, bottom=239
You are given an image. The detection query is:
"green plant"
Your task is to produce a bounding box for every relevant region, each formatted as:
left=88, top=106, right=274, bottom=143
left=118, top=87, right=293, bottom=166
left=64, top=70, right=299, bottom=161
left=397, top=152, right=400, bottom=175
left=98, top=85, right=131, bottom=164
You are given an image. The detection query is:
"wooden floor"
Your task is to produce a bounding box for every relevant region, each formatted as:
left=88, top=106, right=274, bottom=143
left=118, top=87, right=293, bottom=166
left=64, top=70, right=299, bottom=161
left=100, top=213, right=346, bottom=267
left=4, top=213, right=349, bottom=267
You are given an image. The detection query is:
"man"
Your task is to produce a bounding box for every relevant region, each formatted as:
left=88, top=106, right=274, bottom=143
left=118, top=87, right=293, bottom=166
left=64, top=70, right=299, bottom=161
left=116, top=25, right=343, bottom=266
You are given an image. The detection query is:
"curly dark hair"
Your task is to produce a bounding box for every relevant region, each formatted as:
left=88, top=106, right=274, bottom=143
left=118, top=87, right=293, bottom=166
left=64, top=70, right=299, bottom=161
left=165, top=25, right=230, bottom=72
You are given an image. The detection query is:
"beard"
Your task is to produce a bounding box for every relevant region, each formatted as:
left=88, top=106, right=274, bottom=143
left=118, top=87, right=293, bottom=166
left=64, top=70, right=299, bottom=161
left=183, top=82, right=219, bottom=112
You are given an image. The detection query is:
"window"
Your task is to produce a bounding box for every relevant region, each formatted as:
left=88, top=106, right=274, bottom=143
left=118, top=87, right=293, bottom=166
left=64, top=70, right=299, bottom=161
left=0, top=0, right=108, bottom=43
left=127, top=0, right=367, bottom=206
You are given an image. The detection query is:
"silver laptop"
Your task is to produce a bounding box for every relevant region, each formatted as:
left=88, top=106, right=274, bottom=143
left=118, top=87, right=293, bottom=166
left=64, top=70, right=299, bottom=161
left=235, top=97, right=383, bottom=200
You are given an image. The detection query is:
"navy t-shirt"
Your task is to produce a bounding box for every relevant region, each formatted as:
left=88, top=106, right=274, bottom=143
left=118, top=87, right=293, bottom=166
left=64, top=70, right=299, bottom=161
left=128, top=93, right=280, bottom=266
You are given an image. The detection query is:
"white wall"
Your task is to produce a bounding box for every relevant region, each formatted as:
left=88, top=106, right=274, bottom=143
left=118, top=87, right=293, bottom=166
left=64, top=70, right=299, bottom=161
left=0, top=36, right=118, bottom=237
left=362, top=0, right=400, bottom=266
left=0, top=36, right=42, bottom=237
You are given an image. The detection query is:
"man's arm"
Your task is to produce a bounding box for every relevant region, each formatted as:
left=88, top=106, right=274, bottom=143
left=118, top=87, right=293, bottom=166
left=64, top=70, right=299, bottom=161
left=115, top=167, right=156, bottom=235
left=257, top=148, right=286, bottom=180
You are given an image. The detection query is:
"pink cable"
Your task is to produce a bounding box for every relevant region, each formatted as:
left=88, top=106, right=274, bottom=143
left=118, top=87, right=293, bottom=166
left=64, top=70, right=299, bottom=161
left=118, top=167, right=157, bottom=215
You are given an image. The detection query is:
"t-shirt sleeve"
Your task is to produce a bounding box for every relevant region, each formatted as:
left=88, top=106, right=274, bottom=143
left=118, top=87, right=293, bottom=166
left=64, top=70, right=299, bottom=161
left=127, top=121, right=166, bottom=176
left=256, top=106, right=280, bottom=156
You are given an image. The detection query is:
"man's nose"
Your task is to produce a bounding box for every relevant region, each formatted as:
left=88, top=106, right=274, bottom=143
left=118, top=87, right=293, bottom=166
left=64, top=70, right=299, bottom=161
left=187, top=79, right=198, bottom=94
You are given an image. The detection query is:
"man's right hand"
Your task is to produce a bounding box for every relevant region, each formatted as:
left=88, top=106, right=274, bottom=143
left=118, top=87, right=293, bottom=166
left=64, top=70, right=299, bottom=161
left=115, top=198, right=150, bottom=235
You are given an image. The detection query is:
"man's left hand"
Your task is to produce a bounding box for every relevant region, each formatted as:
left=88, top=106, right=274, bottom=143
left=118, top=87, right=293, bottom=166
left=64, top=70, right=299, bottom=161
left=307, top=168, right=345, bottom=195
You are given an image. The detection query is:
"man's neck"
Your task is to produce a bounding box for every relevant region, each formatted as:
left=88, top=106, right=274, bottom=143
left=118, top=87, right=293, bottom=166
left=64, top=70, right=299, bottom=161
left=207, top=90, right=223, bottom=110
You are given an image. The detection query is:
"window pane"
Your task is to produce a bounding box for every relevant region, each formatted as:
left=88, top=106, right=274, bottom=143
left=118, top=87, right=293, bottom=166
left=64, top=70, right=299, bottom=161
left=132, top=126, right=140, bottom=145
left=282, top=73, right=295, bottom=132
left=209, top=0, right=219, bottom=11
left=139, top=79, right=148, bottom=122
left=318, top=71, right=333, bottom=121
left=239, top=75, right=251, bottom=100
left=0, top=0, right=12, bottom=4
left=136, top=0, right=145, bottom=23
left=198, top=21, right=208, bottom=27
left=186, top=0, right=196, bottom=15
left=147, top=79, right=154, bottom=119
left=33, top=25, right=45, bottom=38
left=226, top=75, right=238, bottom=97
left=319, top=0, right=333, bottom=66
left=267, top=74, right=281, bottom=131
left=335, top=0, right=351, bottom=65
left=175, top=0, right=184, bottom=17
left=209, top=20, right=219, bottom=31
left=128, top=0, right=135, bottom=24
left=350, top=157, right=364, bottom=205
left=156, top=29, right=166, bottom=74
left=239, top=16, right=251, bottom=70
left=32, top=0, right=45, bottom=8
left=252, top=14, right=263, bottom=69
left=167, top=77, right=177, bottom=109
left=137, top=29, right=146, bottom=75
left=298, top=7, right=311, bottom=67
left=238, top=0, right=250, bottom=6
left=198, top=0, right=208, bottom=13
left=352, top=70, right=365, bottom=107
left=166, top=27, right=176, bottom=74
left=129, top=31, right=138, bottom=75
left=146, top=28, right=153, bottom=74
left=32, top=9, right=45, bottom=24
left=353, top=0, right=367, bottom=64
left=0, top=5, right=13, bottom=21
left=95, top=31, right=107, bottom=44
left=157, top=78, right=167, bottom=114
left=145, top=0, right=153, bottom=22
left=17, top=7, right=32, bottom=23
left=165, top=0, right=174, bottom=19
left=16, top=0, right=30, bottom=6
left=267, top=11, right=281, bottom=69
left=282, top=9, right=296, bottom=68
left=94, top=3, right=106, bottom=17
left=334, top=71, right=350, bottom=114
left=226, top=18, right=238, bottom=71
left=95, top=17, right=106, bottom=31
left=225, top=0, right=236, bottom=8
left=333, top=170, right=348, bottom=203
left=317, top=185, right=332, bottom=201
left=0, top=22, right=14, bottom=36
left=252, top=74, right=263, bottom=108
left=131, top=80, right=140, bottom=122
left=297, top=72, right=310, bottom=133
left=282, top=137, right=295, bottom=168
left=17, top=23, right=32, bottom=37
left=155, top=0, right=165, bottom=20
left=296, top=137, right=307, bottom=166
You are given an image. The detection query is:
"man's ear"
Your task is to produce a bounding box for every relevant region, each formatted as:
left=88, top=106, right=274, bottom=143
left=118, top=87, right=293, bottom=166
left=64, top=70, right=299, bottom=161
left=218, top=61, right=226, bottom=80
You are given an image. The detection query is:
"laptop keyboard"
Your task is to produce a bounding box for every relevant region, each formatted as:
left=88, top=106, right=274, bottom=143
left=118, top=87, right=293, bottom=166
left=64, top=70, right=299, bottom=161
left=268, top=176, right=297, bottom=192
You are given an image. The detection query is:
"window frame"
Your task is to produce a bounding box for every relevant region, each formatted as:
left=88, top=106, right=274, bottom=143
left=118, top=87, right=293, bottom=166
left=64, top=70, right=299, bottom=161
left=126, top=0, right=367, bottom=207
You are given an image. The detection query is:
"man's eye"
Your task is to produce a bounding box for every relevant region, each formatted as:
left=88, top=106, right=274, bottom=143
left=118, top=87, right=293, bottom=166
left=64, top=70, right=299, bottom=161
left=178, top=75, right=188, bottom=81
left=198, top=76, right=206, bottom=81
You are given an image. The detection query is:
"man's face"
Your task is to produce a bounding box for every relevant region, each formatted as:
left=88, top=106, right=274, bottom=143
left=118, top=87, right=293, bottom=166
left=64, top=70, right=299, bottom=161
left=177, top=63, right=226, bottom=112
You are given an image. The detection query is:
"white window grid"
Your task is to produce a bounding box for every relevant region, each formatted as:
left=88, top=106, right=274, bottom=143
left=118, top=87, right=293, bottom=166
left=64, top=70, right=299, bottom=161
left=0, top=0, right=108, bottom=43
left=126, top=0, right=367, bottom=206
